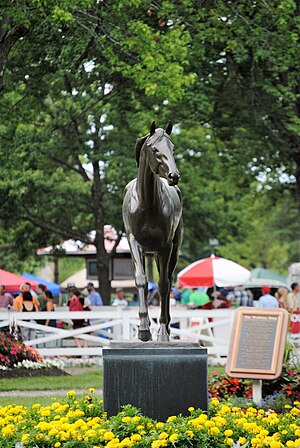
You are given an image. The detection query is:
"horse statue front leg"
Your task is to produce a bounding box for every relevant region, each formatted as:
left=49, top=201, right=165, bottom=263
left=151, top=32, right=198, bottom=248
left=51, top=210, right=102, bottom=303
left=156, top=249, right=172, bottom=342
left=128, top=234, right=152, bottom=342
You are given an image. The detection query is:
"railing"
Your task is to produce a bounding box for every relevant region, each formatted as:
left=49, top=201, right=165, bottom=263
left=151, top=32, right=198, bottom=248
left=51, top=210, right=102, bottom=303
left=0, top=307, right=299, bottom=364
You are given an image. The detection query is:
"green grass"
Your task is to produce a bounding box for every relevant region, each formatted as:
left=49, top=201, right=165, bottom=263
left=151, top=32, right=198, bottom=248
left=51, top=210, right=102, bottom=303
left=208, top=365, right=225, bottom=375
left=0, top=365, right=225, bottom=408
left=0, top=370, right=102, bottom=391
left=0, top=394, right=102, bottom=408
left=0, top=366, right=223, bottom=393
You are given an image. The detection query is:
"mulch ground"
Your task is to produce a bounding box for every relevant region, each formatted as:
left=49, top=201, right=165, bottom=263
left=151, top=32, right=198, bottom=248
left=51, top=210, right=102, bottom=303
left=0, top=368, right=69, bottom=379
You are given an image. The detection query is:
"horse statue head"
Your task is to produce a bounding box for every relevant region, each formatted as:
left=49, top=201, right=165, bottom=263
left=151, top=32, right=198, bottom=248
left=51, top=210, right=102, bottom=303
left=135, top=121, right=180, bottom=186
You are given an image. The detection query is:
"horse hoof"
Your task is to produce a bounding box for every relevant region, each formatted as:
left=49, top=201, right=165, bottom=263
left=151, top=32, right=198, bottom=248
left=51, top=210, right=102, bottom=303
left=157, top=333, right=170, bottom=342
left=138, top=330, right=152, bottom=342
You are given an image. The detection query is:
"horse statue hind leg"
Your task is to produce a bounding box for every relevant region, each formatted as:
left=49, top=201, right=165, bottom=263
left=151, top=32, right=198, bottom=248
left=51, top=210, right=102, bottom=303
left=156, top=219, right=183, bottom=341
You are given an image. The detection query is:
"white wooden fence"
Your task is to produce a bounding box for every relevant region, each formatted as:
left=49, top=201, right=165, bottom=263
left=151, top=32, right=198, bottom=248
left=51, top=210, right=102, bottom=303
left=0, top=306, right=299, bottom=364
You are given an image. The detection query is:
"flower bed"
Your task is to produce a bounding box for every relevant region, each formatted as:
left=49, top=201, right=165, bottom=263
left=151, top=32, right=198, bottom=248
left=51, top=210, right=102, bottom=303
left=0, top=393, right=299, bottom=447
left=208, top=363, right=300, bottom=405
left=0, top=332, right=67, bottom=378
left=0, top=332, right=42, bottom=368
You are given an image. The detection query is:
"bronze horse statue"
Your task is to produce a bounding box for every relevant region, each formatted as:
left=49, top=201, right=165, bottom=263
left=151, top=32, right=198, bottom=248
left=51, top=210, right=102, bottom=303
left=123, top=121, right=183, bottom=341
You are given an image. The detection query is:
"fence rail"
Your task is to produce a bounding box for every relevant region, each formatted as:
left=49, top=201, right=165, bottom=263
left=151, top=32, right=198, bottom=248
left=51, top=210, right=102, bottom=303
left=0, top=307, right=299, bottom=364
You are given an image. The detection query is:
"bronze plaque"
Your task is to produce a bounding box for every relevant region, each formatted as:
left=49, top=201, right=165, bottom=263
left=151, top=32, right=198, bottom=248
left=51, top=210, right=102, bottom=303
left=226, top=307, right=289, bottom=380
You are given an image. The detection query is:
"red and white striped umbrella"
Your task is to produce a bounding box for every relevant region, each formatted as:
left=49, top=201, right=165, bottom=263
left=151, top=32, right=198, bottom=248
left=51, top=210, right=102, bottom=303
left=177, top=255, right=251, bottom=287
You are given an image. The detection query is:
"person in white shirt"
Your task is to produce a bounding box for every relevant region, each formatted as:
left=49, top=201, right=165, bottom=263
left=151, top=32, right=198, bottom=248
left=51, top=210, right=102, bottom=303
left=111, top=289, right=128, bottom=306
left=258, top=285, right=278, bottom=308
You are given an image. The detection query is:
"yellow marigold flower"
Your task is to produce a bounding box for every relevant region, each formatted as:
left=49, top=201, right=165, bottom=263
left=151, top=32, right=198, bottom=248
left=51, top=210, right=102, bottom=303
left=285, top=404, right=292, bottom=409
left=210, top=397, right=220, bottom=407
left=131, top=434, right=141, bottom=442
left=185, top=430, right=194, bottom=438
left=49, top=429, right=59, bottom=436
left=104, top=431, right=115, bottom=441
left=188, top=406, right=194, bottom=412
left=269, top=441, right=283, bottom=448
left=119, top=436, right=132, bottom=446
left=286, top=442, right=295, bottom=448
left=156, top=422, right=164, bottom=428
left=137, top=425, right=144, bottom=430
left=258, top=409, right=265, bottom=415
left=220, top=405, right=231, bottom=415
left=106, top=438, right=120, bottom=447
left=35, top=434, right=43, bottom=441
left=152, top=441, right=165, bottom=448
left=260, top=429, right=269, bottom=436
left=89, top=388, right=95, bottom=393
left=226, top=438, right=233, bottom=445
left=167, top=415, right=176, bottom=422
left=132, top=416, right=141, bottom=423
left=169, top=433, right=179, bottom=442
left=159, top=431, right=169, bottom=440
left=293, top=400, right=299, bottom=405
left=2, top=424, right=15, bottom=435
left=209, top=427, right=220, bottom=435
left=205, top=420, right=215, bottom=428
left=54, top=443, right=61, bottom=448
left=122, top=416, right=131, bottom=423
left=239, top=437, right=247, bottom=444
left=214, top=416, right=227, bottom=426
left=21, top=433, right=30, bottom=442
left=32, top=404, right=41, bottom=409
left=291, top=408, right=300, bottom=416
left=67, top=390, right=76, bottom=397
left=224, top=429, right=233, bottom=437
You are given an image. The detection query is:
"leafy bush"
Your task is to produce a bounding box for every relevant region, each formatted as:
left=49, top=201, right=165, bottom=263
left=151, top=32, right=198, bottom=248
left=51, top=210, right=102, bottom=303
left=0, top=332, right=43, bottom=368
left=262, top=363, right=300, bottom=402
left=208, top=370, right=252, bottom=400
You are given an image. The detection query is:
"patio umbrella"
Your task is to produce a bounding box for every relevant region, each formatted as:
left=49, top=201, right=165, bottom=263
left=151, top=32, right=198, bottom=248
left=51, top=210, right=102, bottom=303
left=177, top=255, right=251, bottom=287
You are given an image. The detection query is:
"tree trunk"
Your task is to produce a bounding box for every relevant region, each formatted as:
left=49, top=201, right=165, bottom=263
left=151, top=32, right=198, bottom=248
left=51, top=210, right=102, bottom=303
left=92, top=161, right=111, bottom=305
left=294, top=155, right=300, bottom=213
left=0, top=22, right=28, bottom=90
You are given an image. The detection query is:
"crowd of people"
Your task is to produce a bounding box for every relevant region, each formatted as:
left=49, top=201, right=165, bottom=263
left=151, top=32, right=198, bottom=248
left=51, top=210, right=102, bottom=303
left=1, top=280, right=299, bottom=343
left=156, top=283, right=300, bottom=312
left=0, top=281, right=131, bottom=344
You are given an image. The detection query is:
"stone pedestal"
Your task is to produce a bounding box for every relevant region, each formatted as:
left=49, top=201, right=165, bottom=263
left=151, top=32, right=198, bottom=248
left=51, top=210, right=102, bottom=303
left=103, top=341, right=208, bottom=421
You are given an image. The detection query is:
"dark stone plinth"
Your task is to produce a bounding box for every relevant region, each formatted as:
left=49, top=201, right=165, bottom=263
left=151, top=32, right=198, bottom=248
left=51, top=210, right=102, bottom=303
left=103, top=341, right=208, bottom=421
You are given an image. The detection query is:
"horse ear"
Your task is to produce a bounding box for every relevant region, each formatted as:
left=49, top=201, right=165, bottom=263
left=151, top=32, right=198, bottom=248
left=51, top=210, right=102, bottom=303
left=134, top=136, right=147, bottom=167
left=165, top=122, right=173, bottom=135
left=150, top=121, right=156, bottom=135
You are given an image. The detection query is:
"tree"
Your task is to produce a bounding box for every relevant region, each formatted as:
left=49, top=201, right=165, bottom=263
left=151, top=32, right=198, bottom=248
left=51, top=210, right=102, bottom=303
left=0, top=0, right=195, bottom=302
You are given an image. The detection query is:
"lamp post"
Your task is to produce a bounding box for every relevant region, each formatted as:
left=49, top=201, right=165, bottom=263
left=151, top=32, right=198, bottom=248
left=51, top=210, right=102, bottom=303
left=209, top=238, right=219, bottom=255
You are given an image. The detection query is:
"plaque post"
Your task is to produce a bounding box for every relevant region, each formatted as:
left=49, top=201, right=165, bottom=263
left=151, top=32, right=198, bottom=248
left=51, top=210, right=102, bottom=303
left=252, top=379, right=262, bottom=405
